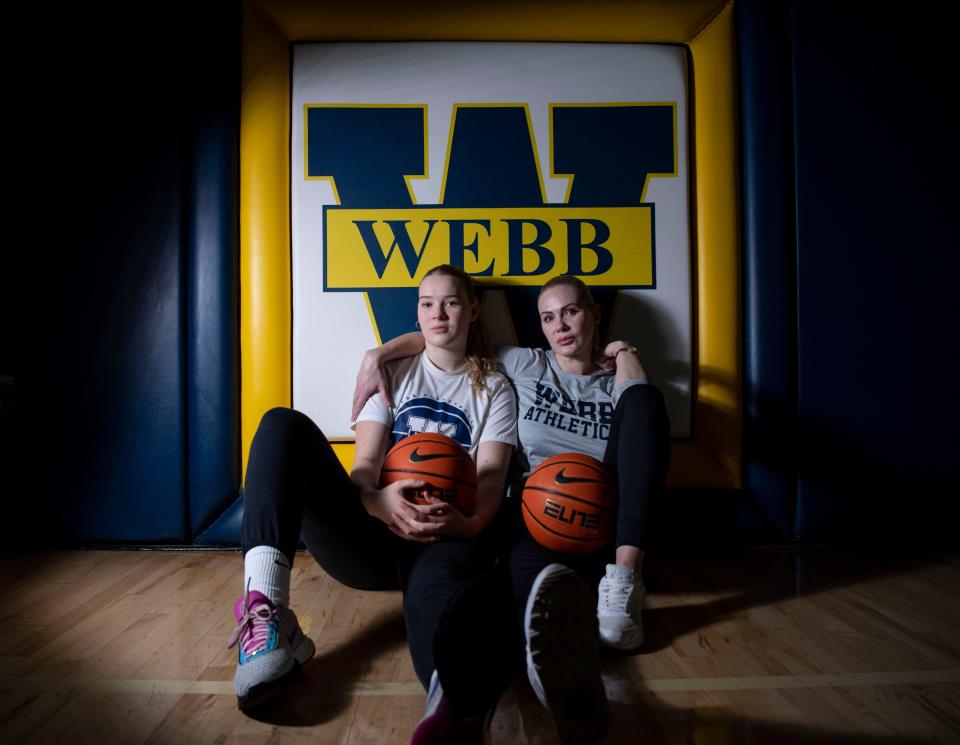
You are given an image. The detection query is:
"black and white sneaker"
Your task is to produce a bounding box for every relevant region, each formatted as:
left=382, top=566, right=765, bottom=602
left=524, top=564, right=609, bottom=744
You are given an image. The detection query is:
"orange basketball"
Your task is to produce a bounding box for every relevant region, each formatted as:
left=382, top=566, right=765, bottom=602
left=521, top=452, right=616, bottom=554
left=380, top=433, right=477, bottom=514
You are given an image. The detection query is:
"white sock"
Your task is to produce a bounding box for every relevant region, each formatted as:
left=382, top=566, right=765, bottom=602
left=244, top=546, right=291, bottom=606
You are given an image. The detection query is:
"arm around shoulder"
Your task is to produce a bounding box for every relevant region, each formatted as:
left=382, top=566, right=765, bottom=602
left=496, top=345, right=544, bottom=379
left=353, top=332, right=425, bottom=421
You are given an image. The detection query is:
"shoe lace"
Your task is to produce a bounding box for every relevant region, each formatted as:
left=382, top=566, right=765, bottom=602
left=598, top=577, right=632, bottom=614
left=227, top=580, right=277, bottom=658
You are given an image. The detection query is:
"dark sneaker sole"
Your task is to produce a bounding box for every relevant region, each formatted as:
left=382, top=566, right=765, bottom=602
left=527, top=568, right=609, bottom=745
left=433, top=576, right=520, bottom=712
left=237, top=661, right=303, bottom=711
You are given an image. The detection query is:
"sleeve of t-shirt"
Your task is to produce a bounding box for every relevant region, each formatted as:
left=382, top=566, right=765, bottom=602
left=353, top=355, right=412, bottom=430
left=353, top=391, right=392, bottom=429
left=496, top=346, right=544, bottom=380
left=477, top=377, right=518, bottom=447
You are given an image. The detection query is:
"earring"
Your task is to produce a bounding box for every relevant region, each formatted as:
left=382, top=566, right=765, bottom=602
left=415, top=321, right=421, bottom=329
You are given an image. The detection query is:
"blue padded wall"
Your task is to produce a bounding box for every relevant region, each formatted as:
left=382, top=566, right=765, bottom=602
left=185, top=5, right=241, bottom=540
left=737, top=0, right=798, bottom=539
left=790, top=1, right=960, bottom=540
left=12, top=4, right=241, bottom=545
left=17, top=13, right=189, bottom=543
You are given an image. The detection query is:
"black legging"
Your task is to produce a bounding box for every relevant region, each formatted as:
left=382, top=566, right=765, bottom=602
left=508, top=384, right=670, bottom=617
left=242, top=407, right=519, bottom=714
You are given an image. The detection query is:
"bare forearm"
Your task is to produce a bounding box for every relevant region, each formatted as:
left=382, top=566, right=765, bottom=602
left=470, top=441, right=512, bottom=534
left=353, top=334, right=426, bottom=420
left=471, top=482, right=503, bottom=534
left=350, top=458, right=381, bottom=501
left=605, top=341, right=648, bottom=387
left=352, top=421, right=389, bottom=512
left=369, top=332, right=424, bottom=363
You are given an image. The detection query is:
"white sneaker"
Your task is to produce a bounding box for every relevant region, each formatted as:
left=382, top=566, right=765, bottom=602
left=597, top=564, right=645, bottom=650
left=525, top=564, right=608, bottom=744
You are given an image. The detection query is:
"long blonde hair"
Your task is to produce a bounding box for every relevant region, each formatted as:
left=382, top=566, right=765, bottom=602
left=421, top=264, right=496, bottom=395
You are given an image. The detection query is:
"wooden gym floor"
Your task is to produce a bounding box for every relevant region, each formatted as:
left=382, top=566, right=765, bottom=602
left=0, top=547, right=958, bottom=744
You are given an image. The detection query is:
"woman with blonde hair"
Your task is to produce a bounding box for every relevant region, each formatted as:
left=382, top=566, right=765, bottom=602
left=230, top=265, right=519, bottom=744
left=356, top=274, right=670, bottom=744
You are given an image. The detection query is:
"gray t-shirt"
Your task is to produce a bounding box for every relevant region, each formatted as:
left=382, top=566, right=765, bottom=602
left=496, top=346, right=645, bottom=476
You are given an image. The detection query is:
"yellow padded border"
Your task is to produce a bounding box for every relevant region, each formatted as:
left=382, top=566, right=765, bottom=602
left=252, top=1, right=727, bottom=43
left=240, top=5, right=291, bottom=476
left=240, top=0, right=740, bottom=488
left=684, top=2, right=741, bottom=487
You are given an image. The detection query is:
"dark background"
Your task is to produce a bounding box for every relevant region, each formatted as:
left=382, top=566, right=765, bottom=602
left=3, top=0, right=957, bottom=546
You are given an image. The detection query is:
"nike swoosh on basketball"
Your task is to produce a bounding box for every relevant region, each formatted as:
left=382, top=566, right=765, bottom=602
left=409, top=448, right=457, bottom=463
left=554, top=468, right=604, bottom=485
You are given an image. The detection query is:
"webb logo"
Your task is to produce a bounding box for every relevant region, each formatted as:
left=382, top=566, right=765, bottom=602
left=326, top=206, right=651, bottom=289
left=305, top=103, right=676, bottom=341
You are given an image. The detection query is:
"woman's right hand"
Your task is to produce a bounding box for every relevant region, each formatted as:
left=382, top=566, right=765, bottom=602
left=361, top=479, right=448, bottom=542
left=353, top=349, right=393, bottom=421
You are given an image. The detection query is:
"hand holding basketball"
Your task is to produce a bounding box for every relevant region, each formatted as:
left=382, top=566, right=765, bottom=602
left=362, top=478, right=434, bottom=539
left=421, top=494, right=479, bottom=538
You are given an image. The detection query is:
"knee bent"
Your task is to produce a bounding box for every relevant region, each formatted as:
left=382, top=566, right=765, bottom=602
left=258, top=407, right=324, bottom=440
left=615, top=383, right=666, bottom=417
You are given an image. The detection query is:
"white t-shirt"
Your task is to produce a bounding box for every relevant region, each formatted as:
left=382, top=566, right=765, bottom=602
left=355, top=351, right=517, bottom=456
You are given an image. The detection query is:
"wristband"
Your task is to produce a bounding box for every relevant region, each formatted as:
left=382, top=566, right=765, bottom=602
left=615, top=346, right=639, bottom=357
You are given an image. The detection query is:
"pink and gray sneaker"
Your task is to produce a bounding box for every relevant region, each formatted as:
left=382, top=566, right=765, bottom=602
left=227, top=588, right=315, bottom=711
